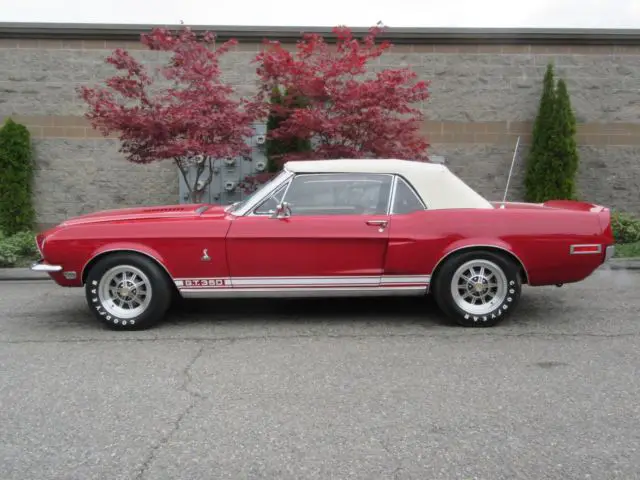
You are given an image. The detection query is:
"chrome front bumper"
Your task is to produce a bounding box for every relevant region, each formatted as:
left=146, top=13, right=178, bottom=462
left=604, top=245, right=615, bottom=262
left=30, top=259, right=62, bottom=272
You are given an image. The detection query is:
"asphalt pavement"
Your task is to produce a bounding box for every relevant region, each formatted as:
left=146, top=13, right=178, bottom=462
left=1, top=265, right=639, bottom=479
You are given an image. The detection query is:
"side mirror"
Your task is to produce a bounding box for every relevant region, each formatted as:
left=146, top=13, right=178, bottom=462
left=270, top=202, right=292, bottom=219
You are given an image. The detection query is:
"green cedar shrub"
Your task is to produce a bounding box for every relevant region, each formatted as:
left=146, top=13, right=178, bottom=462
left=524, top=64, right=580, bottom=203
left=0, top=118, right=35, bottom=235
left=547, top=78, right=580, bottom=201
left=524, top=63, right=557, bottom=202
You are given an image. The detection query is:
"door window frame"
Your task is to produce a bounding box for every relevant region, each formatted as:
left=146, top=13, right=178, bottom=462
left=250, top=172, right=396, bottom=217
left=239, top=170, right=428, bottom=218
left=389, top=175, right=427, bottom=214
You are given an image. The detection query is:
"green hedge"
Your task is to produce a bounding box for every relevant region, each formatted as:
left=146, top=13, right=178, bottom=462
left=0, top=231, right=38, bottom=267
left=611, top=211, right=640, bottom=245
left=0, top=118, right=35, bottom=236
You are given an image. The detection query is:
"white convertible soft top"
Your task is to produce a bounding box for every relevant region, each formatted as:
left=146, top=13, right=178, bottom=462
left=284, top=159, right=494, bottom=210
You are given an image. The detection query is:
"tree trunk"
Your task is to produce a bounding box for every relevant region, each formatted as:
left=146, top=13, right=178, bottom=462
left=176, top=156, right=216, bottom=204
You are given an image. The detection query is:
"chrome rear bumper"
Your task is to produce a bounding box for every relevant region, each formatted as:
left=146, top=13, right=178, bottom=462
left=31, top=260, right=62, bottom=272
left=604, top=245, right=615, bottom=262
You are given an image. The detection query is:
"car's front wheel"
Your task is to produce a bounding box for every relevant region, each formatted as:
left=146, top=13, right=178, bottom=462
left=432, top=250, right=522, bottom=327
left=84, top=253, right=173, bottom=330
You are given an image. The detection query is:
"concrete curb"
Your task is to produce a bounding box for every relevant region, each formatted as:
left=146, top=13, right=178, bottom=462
left=1, top=257, right=639, bottom=282
left=602, top=258, right=640, bottom=270
left=0, top=267, right=51, bottom=282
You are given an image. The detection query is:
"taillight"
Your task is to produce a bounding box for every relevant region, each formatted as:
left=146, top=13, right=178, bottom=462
left=570, top=244, right=602, bottom=254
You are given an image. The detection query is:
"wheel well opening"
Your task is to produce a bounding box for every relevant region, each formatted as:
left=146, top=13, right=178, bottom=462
left=81, top=250, right=178, bottom=293
left=431, top=246, right=529, bottom=285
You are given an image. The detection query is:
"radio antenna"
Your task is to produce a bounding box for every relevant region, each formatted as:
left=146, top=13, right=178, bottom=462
left=501, top=136, right=521, bottom=208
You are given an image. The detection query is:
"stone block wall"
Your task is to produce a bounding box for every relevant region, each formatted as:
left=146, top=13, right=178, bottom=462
left=30, top=139, right=178, bottom=223
left=0, top=34, right=639, bottom=228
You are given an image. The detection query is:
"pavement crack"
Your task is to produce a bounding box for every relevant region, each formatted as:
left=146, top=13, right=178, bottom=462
left=181, top=345, right=205, bottom=398
left=134, top=345, right=205, bottom=480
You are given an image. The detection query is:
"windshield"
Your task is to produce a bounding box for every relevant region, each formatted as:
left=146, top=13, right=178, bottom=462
left=225, top=170, right=289, bottom=213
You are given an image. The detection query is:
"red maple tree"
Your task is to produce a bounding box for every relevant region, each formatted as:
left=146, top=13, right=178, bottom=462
left=253, top=26, right=431, bottom=167
left=78, top=26, right=257, bottom=202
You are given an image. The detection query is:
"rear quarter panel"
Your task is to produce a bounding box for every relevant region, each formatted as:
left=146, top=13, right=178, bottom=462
left=385, top=207, right=612, bottom=286
left=41, top=216, right=232, bottom=287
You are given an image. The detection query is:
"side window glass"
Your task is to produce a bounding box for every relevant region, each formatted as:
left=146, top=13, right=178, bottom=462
left=392, top=177, right=425, bottom=214
left=282, top=173, right=392, bottom=216
left=253, top=182, right=288, bottom=215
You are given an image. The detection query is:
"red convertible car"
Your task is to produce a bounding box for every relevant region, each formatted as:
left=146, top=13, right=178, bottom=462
left=32, top=159, right=615, bottom=330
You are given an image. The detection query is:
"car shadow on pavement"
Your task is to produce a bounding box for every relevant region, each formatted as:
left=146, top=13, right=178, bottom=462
left=162, top=288, right=553, bottom=330
left=164, top=294, right=457, bottom=328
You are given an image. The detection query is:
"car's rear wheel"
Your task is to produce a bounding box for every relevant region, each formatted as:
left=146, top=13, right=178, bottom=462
left=432, top=250, right=522, bottom=327
left=84, top=253, right=173, bottom=330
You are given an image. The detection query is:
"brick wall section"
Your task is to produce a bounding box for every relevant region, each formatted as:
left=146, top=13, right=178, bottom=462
left=383, top=44, right=640, bottom=124
left=431, top=144, right=640, bottom=212
left=31, top=139, right=178, bottom=226
left=0, top=37, right=639, bottom=227
left=8, top=114, right=640, bottom=146
left=2, top=40, right=640, bottom=123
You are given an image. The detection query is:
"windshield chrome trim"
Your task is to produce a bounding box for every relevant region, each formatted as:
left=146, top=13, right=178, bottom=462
left=247, top=178, right=293, bottom=217
left=232, top=169, right=294, bottom=217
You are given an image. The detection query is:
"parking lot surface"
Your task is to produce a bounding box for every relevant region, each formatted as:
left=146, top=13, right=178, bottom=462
left=1, top=265, right=639, bottom=480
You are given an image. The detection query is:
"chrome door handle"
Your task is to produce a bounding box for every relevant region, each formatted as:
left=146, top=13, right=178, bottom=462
left=366, top=220, right=388, bottom=226
left=366, top=219, right=388, bottom=232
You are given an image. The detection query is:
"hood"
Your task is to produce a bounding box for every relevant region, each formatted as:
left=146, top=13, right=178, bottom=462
left=59, top=203, right=228, bottom=227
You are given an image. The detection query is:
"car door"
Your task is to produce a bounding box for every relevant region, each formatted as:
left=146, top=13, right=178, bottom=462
left=225, top=172, right=393, bottom=291
left=382, top=175, right=435, bottom=290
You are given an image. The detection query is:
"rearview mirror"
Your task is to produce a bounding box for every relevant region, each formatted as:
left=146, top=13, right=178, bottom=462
left=270, top=202, right=292, bottom=219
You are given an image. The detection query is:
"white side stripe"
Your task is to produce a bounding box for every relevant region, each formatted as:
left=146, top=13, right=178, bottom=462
left=381, top=275, right=431, bottom=285
left=174, top=275, right=431, bottom=289
left=234, top=276, right=378, bottom=286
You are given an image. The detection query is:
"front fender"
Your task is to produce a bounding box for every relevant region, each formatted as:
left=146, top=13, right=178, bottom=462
left=81, top=242, right=174, bottom=284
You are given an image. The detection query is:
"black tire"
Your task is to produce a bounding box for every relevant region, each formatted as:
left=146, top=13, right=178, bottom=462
left=432, top=250, right=522, bottom=328
left=84, top=252, right=173, bottom=330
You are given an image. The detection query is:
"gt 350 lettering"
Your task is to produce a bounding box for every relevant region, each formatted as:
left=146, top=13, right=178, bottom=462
left=183, top=279, right=228, bottom=287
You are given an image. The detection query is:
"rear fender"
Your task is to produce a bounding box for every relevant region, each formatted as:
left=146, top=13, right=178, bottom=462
left=544, top=200, right=613, bottom=241
left=81, top=243, right=175, bottom=285
left=432, top=238, right=530, bottom=284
